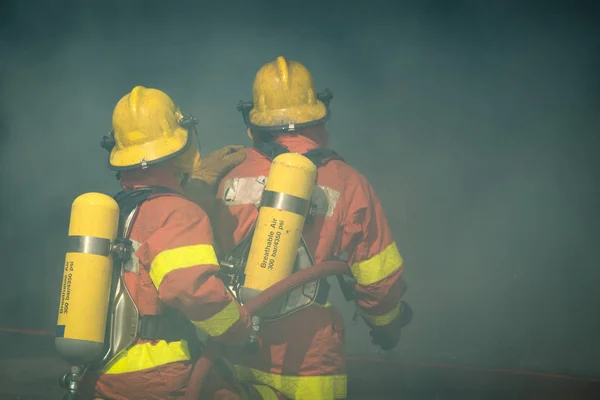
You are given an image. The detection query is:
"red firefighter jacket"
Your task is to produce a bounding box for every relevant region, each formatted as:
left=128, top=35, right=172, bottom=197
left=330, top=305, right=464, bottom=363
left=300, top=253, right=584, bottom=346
left=213, top=131, right=405, bottom=400
left=86, top=168, right=250, bottom=400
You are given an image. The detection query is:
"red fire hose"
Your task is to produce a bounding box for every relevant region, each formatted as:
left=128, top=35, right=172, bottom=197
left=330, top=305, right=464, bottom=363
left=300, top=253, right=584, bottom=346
left=184, top=260, right=351, bottom=400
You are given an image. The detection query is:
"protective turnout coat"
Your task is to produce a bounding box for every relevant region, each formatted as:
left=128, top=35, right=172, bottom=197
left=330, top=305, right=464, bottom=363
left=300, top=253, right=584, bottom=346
left=84, top=169, right=250, bottom=400
left=214, top=133, right=406, bottom=400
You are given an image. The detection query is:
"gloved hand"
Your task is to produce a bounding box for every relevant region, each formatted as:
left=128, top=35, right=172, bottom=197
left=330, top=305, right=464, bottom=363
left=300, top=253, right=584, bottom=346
left=191, top=145, right=247, bottom=186
left=185, top=146, right=246, bottom=211
left=370, top=329, right=400, bottom=351
left=369, top=301, right=413, bottom=351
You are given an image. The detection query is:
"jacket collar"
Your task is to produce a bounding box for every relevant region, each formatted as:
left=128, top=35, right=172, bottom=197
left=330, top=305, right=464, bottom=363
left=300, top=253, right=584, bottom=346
left=119, top=167, right=183, bottom=193
left=271, top=125, right=329, bottom=153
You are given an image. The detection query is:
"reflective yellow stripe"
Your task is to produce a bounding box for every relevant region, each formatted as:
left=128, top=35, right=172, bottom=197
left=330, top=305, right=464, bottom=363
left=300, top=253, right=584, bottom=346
left=101, top=340, right=191, bottom=374
left=252, top=384, right=280, bottom=400
left=350, top=242, right=403, bottom=285
left=360, top=302, right=402, bottom=327
left=149, top=244, right=218, bottom=289
left=234, top=365, right=347, bottom=400
left=192, top=300, right=240, bottom=337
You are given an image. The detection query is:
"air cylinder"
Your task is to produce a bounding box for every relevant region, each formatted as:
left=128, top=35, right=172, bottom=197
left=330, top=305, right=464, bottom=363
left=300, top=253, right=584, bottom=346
left=243, top=153, right=317, bottom=300
left=55, top=192, right=119, bottom=365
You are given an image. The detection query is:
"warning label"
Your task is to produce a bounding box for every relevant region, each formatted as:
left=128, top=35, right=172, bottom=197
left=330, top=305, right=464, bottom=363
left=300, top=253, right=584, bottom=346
left=260, top=218, right=284, bottom=270
left=58, top=261, right=74, bottom=315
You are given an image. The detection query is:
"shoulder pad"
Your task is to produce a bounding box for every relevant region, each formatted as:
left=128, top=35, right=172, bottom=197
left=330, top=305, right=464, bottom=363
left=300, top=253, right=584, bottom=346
left=302, top=148, right=345, bottom=167
left=253, top=142, right=289, bottom=160
left=113, top=186, right=181, bottom=233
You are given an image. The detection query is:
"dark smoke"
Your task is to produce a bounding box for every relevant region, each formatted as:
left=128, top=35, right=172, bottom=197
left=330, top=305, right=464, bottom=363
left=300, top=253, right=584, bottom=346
left=1, top=0, right=599, bottom=378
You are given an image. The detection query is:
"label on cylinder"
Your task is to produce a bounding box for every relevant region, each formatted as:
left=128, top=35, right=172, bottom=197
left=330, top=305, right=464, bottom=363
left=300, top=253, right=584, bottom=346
left=261, top=217, right=285, bottom=270
left=58, top=260, right=75, bottom=317
left=245, top=206, right=305, bottom=291
left=56, top=252, right=112, bottom=343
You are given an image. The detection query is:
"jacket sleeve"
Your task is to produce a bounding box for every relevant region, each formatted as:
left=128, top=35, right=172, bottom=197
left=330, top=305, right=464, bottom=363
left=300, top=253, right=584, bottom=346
left=339, top=176, right=406, bottom=332
left=137, top=200, right=250, bottom=344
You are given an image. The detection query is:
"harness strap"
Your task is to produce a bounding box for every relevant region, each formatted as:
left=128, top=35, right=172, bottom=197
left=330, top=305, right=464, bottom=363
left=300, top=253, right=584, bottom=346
left=137, top=313, right=198, bottom=342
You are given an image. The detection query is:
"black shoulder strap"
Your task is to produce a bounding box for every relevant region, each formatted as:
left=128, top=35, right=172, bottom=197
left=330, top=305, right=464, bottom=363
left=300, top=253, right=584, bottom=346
left=113, top=186, right=181, bottom=236
left=302, top=148, right=345, bottom=167
left=254, top=141, right=290, bottom=160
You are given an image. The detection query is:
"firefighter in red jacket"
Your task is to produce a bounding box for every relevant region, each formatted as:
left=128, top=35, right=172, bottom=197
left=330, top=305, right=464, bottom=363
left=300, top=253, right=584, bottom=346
left=83, top=86, right=250, bottom=400
left=189, top=57, right=410, bottom=399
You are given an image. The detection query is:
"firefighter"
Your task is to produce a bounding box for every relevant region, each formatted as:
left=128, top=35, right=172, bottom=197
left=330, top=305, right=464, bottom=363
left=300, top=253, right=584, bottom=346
left=81, top=86, right=250, bottom=400
left=187, top=57, right=410, bottom=399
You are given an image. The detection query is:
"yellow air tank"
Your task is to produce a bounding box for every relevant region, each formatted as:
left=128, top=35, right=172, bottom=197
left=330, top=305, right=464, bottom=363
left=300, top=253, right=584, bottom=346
left=241, top=153, right=317, bottom=307
left=55, top=192, right=119, bottom=365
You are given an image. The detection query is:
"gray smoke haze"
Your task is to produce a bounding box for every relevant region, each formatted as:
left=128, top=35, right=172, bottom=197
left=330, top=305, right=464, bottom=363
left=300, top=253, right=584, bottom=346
left=1, top=0, right=599, bottom=377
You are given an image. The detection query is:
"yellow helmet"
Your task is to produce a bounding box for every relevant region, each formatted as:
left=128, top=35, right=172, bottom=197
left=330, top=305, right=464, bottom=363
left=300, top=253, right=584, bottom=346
left=238, top=56, right=333, bottom=133
left=101, top=86, right=201, bottom=172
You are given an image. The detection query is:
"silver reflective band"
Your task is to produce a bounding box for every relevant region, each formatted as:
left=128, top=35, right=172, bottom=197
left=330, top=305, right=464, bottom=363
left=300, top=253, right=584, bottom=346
left=67, top=236, right=111, bottom=256
left=260, top=190, right=310, bottom=216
